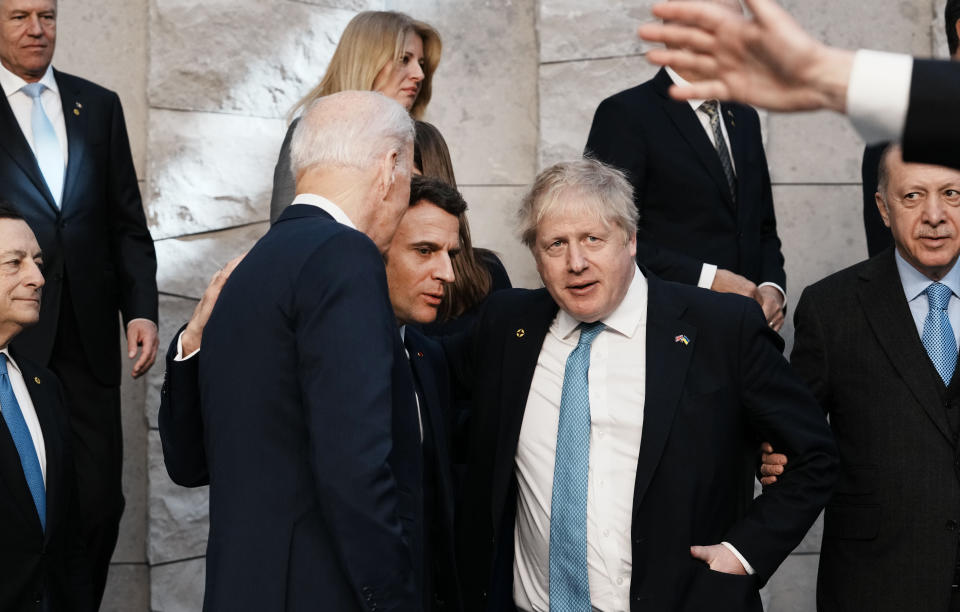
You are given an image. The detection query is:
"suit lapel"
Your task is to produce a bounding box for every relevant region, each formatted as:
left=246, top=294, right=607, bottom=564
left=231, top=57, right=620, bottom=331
left=653, top=69, right=735, bottom=211
left=858, top=252, right=955, bottom=445
left=56, top=69, right=86, bottom=215
left=0, top=86, right=59, bottom=215
left=633, top=275, right=697, bottom=510
left=491, top=290, right=558, bottom=526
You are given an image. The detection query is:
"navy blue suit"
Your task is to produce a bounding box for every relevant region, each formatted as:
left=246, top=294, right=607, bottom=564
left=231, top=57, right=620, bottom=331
left=0, top=352, right=87, bottom=611
left=585, top=69, right=785, bottom=290
left=195, top=204, right=419, bottom=611
left=446, top=273, right=836, bottom=611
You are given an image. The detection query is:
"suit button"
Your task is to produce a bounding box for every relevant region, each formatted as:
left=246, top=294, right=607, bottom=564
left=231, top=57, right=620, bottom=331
left=480, top=590, right=487, bottom=601
left=58, top=220, right=66, bottom=229
left=947, top=520, right=959, bottom=531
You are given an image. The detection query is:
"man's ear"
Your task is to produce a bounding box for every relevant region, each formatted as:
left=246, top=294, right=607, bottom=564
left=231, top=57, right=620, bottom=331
left=875, top=192, right=891, bottom=228
left=377, top=149, right=400, bottom=199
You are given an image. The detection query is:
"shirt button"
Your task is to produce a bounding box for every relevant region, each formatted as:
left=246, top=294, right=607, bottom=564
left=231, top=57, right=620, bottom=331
left=597, top=430, right=605, bottom=438
left=603, top=529, right=610, bottom=537
left=617, top=577, right=624, bottom=585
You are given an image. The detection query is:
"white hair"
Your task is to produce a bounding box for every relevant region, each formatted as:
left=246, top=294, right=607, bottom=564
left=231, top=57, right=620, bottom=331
left=289, top=90, right=414, bottom=178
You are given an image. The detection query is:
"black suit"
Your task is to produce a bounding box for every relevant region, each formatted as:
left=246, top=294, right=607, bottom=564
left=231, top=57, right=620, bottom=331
left=903, top=60, right=960, bottom=170
left=0, top=352, right=87, bottom=611
left=446, top=273, right=837, bottom=611
left=585, top=69, right=785, bottom=290
left=791, top=250, right=960, bottom=611
left=0, top=69, right=158, bottom=604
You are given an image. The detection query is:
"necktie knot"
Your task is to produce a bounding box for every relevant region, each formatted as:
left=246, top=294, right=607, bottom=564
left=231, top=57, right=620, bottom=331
left=21, top=82, right=45, bottom=100
left=927, top=282, right=952, bottom=311
left=699, top=100, right=719, bottom=117
left=577, top=321, right=605, bottom=347
left=0, top=353, right=9, bottom=376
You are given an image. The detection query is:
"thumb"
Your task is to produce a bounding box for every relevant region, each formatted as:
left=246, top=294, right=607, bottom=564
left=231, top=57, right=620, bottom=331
left=690, top=545, right=712, bottom=564
left=127, top=327, right=139, bottom=358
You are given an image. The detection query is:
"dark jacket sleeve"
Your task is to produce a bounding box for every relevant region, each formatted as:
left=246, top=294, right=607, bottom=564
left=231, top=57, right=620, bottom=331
left=586, top=96, right=706, bottom=285
left=722, top=299, right=837, bottom=583
left=902, top=60, right=960, bottom=171
left=107, top=92, right=158, bottom=326
left=269, top=120, right=298, bottom=224
left=158, top=324, right=209, bottom=487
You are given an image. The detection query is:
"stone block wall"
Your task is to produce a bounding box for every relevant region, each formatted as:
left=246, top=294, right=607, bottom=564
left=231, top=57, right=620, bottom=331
left=53, top=0, right=951, bottom=609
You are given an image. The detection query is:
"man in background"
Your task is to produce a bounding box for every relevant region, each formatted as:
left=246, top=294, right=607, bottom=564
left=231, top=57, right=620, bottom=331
left=0, top=0, right=158, bottom=607
left=587, top=0, right=787, bottom=331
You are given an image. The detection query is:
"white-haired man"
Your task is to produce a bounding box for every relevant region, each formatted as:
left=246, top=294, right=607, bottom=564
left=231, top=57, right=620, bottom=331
left=160, top=90, right=421, bottom=612
left=448, top=158, right=837, bottom=611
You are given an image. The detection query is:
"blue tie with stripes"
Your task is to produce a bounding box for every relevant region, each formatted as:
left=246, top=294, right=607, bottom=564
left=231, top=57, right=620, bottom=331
left=549, top=321, right=605, bottom=611
left=0, top=354, right=45, bottom=530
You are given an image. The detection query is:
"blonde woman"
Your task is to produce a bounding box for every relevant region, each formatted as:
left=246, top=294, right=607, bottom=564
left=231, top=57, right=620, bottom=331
left=269, top=11, right=441, bottom=222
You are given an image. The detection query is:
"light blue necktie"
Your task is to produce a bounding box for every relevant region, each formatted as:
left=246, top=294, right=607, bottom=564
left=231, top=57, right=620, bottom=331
left=21, top=82, right=64, bottom=207
left=549, top=321, right=605, bottom=611
left=0, top=354, right=46, bottom=531
left=922, top=282, right=957, bottom=385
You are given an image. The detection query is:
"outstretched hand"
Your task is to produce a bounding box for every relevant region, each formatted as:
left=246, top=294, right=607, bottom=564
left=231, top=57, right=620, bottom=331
left=637, top=0, right=854, bottom=113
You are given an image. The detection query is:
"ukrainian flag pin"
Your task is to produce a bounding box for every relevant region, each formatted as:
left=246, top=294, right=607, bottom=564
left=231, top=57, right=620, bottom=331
left=674, top=334, right=690, bottom=346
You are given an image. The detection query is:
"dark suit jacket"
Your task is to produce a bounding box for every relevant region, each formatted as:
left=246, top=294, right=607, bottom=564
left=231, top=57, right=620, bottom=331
left=0, top=70, right=158, bottom=386
left=585, top=68, right=786, bottom=289
left=0, top=352, right=85, bottom=611
left=446, top=273, right=837, bottom=611
left=195, top=204, right=419, bottom=611
left=903, top=60, right=960, bottom=171
left=791, top=249, right=960, bottom=612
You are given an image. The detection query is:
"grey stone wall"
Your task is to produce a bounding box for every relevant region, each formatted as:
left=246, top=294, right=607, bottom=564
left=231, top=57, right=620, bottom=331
left=53, top=0, right=951, bottom=609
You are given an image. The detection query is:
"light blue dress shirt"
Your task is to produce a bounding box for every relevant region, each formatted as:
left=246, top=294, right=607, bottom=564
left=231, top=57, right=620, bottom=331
left=895, top=250, right=960, bottom=346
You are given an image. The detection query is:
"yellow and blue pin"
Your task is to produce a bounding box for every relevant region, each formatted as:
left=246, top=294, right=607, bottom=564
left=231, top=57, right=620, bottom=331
left=674, top=334, right=690, bottom=346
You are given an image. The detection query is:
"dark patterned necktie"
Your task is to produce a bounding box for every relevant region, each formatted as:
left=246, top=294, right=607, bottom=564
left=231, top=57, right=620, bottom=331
left=700, top=100, right=737, bottom=202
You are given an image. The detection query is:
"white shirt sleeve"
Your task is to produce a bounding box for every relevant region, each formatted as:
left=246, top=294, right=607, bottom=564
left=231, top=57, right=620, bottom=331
left=698, top=263, right=718, bottom=290
left=720, top=541, right=756, bottom=575
left=846, top=50, right=913, bottom=145
left=174, top=331, right=200, bottom=362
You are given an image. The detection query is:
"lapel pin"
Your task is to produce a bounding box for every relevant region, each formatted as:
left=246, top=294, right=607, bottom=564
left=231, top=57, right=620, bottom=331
left=33, top=376, right=41, bottom=384
left=516, top=328, right=525, bottom=338
left=74, top=101, right=82, bottom=116
left=674, top=334, right=690, bottom=346
left=416, top=351, right=423, bottom=358
left=73, top=109, right=79, bottom=116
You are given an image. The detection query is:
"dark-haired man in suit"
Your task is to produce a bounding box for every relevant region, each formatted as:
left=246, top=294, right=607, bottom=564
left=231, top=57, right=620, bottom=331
left=0, top=200, right=88, bottom=611
left=0, top=0, right=159, bottom=605
left=448, top=158, right=835, bottom=611
left=586, top=0, right=787, bottom=331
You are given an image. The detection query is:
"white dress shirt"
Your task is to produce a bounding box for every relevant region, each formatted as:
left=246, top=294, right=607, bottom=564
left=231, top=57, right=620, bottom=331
left=0, top=63, right=68, bottom=167
left=895, top=250, right=960, bottom=344
left=175, top=194, right=356, bottom=361
left=0, top=348, right=47, bottom=486
left=847, top=50, right=913, bottom=145
left=513, top=267, right=648, bottom=612
left=664, top=68, right=786, bottom=305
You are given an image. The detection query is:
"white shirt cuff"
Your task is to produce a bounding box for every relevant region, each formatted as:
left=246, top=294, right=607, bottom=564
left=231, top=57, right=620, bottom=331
left=174, top=331, right=200, bottom=362
left=698, top=263, right=718, bottom=289
left=758, top=281, right=787, bottom=310
left=847, top=49, right=913, bottom=145
left=721, top=541, right=756, bottom=576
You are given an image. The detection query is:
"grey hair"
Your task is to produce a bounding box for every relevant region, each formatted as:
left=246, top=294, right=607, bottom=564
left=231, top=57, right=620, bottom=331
left=518, top=157, right=638, bottom=248
left=289, top=90, right=415, bottom=179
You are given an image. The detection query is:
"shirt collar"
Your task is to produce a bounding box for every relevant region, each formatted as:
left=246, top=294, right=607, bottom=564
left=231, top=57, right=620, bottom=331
left=0, top=347, right=22, bottom=375
left=555, top=264, right=646, bottom=341
left=290, top=193, right=356, bottom=230
left=665, top=66, right=708, bottom=113
left=895, top=248, right=960, bottom=302
left=0, top=62, right=57, bottom=98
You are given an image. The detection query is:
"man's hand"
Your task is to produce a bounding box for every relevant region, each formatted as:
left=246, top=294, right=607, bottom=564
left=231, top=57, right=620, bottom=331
left=711, top=269, right=762, bottom=304
left=758, top=285, right=785, bottom=331
left=759, top=441, right=787, bottom=485
left=127, top=319, right=159, bottom=378
left=181, top=253, right=246, bottom=356
left=637, top=0, right=855, bottom=113
left=690, top=544, right=747, bottom=575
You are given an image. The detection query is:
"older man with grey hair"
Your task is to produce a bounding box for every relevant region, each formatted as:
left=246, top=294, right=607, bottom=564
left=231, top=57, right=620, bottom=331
left=448, top=157, right=836, bottom=612
left=159, top=90, right=422, bottom=612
